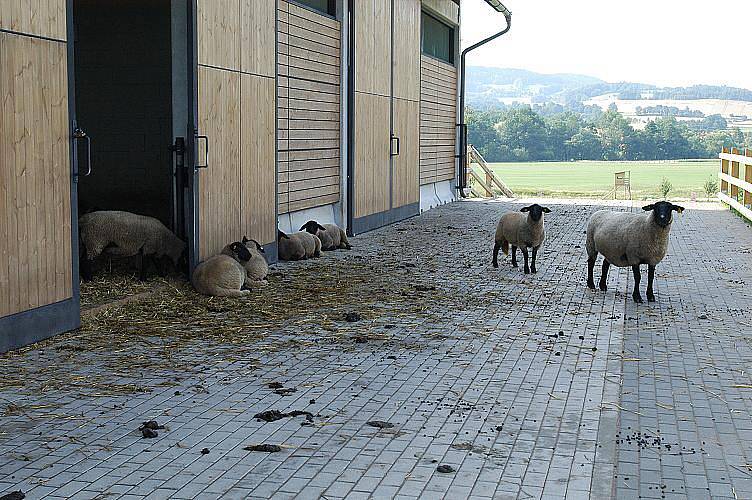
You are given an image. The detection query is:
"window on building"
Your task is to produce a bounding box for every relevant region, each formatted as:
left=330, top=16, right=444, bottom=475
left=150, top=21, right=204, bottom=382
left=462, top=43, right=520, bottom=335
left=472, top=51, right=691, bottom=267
left=292, top=0, right=336, bottom=17
left=421, top=11, right=454, bottom=64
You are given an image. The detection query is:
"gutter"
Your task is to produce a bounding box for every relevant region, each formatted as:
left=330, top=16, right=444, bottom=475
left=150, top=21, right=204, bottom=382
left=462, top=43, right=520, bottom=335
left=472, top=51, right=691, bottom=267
left=457, top=0, right=512, bottom=197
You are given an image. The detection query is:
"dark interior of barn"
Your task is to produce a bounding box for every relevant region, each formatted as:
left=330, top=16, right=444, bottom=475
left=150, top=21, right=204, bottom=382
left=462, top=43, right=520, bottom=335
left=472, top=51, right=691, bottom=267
left=73, top=0, right=175, bottom=230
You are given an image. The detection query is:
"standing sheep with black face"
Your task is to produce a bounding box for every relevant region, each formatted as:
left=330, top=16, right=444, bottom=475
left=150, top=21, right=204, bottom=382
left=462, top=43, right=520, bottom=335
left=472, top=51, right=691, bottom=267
left=586, top=201, right=684, bottom=303
left=492, top=204, right=551, bottom=274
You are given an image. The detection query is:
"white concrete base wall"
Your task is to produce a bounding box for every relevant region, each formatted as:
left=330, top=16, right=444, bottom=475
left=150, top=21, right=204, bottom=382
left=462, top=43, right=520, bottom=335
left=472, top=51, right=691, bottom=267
left=278, top=204, right=342, bottom=234
left=420, top=181, right=456, bottom=213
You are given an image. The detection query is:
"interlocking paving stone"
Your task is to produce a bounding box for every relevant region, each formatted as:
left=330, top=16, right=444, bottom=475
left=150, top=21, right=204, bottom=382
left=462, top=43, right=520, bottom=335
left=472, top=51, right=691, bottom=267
left=1, top=199, right=751, bottom=499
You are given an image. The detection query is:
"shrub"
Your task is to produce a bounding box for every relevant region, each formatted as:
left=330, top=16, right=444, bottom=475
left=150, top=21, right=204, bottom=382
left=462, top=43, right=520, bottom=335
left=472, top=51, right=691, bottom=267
left=659, top=177, right=673, bottom=199
left=703, top=176, right=718, bottom=200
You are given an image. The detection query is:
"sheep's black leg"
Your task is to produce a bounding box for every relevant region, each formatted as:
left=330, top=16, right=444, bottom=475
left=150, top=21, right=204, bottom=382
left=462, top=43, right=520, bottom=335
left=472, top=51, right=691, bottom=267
left=521, top=247, right=530, bottom=274
left=492, top=241, right=501, bottom=268
left=599, top=260, right=610, bottom=291
left=79, top=242, right=93, bottom=281
left=587, top=257, right=596, bottom=289
left=152, top=255, right=166, bottom=277
left=138, top=248, right=147, bottom=281
left=632, top=264, right=643, bottom=303
left=531, top=246, right=539, bottom=274
left=511, top=246, right=518, bottom=267
left=646, top=265, right=656, bottom=302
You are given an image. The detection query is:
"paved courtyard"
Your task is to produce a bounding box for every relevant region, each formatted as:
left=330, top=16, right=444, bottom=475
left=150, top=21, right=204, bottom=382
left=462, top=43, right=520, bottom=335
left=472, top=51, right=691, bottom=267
left=1, top=199, right=752, bottom=500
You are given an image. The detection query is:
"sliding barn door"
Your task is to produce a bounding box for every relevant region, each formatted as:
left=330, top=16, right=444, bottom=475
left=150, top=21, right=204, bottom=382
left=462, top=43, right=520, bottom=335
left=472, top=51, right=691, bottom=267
left=0, top=1, right=80, bottom=351
left=195, top=0, right=276, bottom=261
left=391, top=0, right=421, bottom=210
left=352, top=0, right=392, bottom=224
left=351, top=0, right=421, bottom=233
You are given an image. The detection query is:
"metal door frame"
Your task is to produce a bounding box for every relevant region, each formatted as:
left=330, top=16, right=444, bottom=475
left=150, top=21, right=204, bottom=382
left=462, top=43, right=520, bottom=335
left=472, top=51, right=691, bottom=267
left=185, top=0, right=200, bottom=272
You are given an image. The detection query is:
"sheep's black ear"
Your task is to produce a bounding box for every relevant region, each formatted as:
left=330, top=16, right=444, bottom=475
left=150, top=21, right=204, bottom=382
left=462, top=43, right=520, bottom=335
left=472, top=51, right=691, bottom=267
left=242, top=235, right=250, bottom=244
left=520, top=206, right=530, bottom=212
left=642, top=204, right=655, bottom=211
left=672, top=204, right=685, bottom=213
left=542, top=207, right=551, bottom=213
left=316, top=223, right=327, bottom=231
left=299, top=223, right=308, bottom=231
left=253, top=240, right=264, bottom=252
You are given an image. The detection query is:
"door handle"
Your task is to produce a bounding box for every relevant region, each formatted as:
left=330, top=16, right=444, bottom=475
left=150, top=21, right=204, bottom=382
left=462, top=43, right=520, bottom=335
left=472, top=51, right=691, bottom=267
left=195, top=134, right=209, bottom=169
left=73, top=128, right=92, bottom=179
left=391, top=135, right=400, bottom=156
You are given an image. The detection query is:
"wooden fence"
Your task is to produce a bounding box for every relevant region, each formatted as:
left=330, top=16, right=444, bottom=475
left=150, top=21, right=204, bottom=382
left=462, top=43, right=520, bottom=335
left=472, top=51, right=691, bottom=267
left=466, top=145, right=514, bottom=198
left=719, top=147, right=752, bottom=222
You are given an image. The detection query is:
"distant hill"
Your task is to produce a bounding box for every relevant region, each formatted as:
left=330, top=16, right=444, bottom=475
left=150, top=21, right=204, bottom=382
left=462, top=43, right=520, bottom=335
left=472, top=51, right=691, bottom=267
left=466, top=67, right=752, bottom=109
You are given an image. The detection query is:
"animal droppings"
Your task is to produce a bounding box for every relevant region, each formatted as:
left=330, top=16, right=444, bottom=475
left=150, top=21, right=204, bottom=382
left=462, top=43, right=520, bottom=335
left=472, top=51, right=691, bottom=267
left=244, top=444, right=282, bottom=453
left=366, top=420, right=395, bottom=429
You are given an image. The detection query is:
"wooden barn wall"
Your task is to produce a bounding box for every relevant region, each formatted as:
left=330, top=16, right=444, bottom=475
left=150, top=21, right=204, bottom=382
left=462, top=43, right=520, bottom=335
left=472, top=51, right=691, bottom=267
left=390, top=0, right=421, bottom=209
left=419, top=55, right=457, bottom=185
left=196, top=0, right=276, bottom=260
left=0, top=0, right=67, bottom=40
left=277, top=0, right=341, bottom=215
left=0, top=24, right=72, bottom=318
left=422, top=0, right=460, bottom=25
left=353, top=0, right=392, bottom=219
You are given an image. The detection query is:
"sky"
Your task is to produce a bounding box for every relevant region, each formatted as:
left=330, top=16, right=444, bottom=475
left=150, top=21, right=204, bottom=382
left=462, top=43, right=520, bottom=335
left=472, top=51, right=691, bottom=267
left=460, top=0, right=752, bottom=89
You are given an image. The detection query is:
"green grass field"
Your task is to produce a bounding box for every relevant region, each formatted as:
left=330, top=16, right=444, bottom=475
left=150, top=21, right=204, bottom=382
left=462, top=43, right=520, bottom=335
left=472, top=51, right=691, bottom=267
left=481, top=160, right=718, bottom=199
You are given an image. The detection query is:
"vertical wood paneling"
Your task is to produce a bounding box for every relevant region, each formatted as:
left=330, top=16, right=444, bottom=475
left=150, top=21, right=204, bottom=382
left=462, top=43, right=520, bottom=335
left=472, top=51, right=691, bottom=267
left=241, top=0, right=275, bottom=77
left=196, top=0, right=276, bottom=255
left=392, top=98, right=420, bottom=208
left=353, top=0, right=392, bottom=219
left=197, top=67, right=241, bottom=260
left=197, top=0, right=240, bottom=70
left=392, top=0, right=421, bottom=102
left=1, top=32, right=71, bottom=318
left=354, top=93, right=390, bottom=218
left=241, top=74, right=276, bottom=245
left=0, top=0, right=67, bottom=40
left=354, top=0, right=391, bottom=96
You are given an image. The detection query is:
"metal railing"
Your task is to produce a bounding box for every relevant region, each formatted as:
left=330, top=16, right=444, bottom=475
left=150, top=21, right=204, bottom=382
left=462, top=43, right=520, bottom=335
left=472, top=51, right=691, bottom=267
left=719, top=147, right=752, bottom=222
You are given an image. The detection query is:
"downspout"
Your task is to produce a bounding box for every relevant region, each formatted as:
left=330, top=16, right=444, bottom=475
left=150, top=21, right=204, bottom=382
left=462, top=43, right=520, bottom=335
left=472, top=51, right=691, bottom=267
left=457, top=1, right=512, bottom=197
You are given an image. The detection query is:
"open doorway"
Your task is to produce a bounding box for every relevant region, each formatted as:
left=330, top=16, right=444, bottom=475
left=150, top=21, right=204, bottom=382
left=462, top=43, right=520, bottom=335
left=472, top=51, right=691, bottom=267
left=73, top=0, right=188, bottom=307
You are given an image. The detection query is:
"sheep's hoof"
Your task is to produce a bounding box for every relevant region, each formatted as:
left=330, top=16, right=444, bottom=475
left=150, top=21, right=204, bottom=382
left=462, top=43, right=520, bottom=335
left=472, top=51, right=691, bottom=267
left=599, top=282, right=607, bottom=292
left=633, top=293, right=643, bottom=304
left=524, top=267, right=530, bottom=275
left=647, top=292, right=656, bottom=302
left=531, top=266, right=537, bottom=274
left=587, top=280, right=596, bottom=290
left=512, top=262, right=518, bottom=268
left=492, top=262, right=498, bottom=268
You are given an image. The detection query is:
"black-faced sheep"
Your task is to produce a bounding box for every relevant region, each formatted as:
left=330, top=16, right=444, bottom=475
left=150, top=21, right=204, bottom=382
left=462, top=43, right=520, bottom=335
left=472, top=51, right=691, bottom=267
left=192, top=242, right=252, bottom=297
left=492, top=204, right=551, bottom=274
left=221, top=236, right=268, bottom=286
left=78, top=210, right=186, bottom=281
left=299, top=221, right=352, bottom=251
left=277, top=229, right=321, bottom=260
left=586, top=201, right=684, bottom=303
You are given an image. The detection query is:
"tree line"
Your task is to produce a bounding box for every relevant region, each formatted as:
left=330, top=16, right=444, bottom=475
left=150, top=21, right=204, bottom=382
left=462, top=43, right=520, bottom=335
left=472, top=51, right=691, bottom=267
left=467, top=106, right=751, bottom=163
